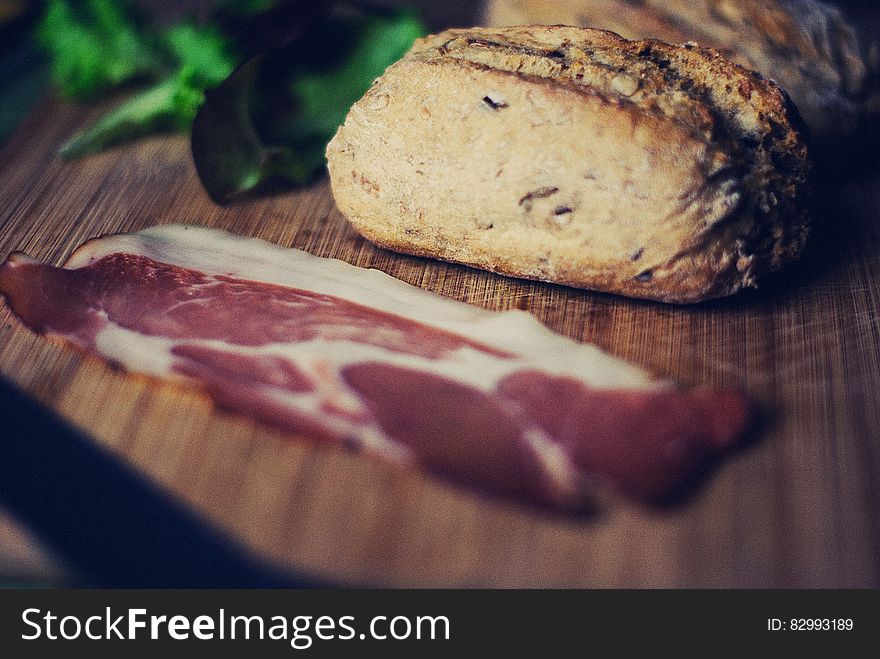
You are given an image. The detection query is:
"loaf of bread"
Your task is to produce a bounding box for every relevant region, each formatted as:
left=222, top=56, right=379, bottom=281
left=326, top=26, right=810, bottom=303
left=485, top=0, right=880, bottom=143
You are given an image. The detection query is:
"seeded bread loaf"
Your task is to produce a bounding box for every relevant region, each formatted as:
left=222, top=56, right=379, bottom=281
left=485, top=0, right=880, bottom=142
left=326, top=26, right=810, bottom=303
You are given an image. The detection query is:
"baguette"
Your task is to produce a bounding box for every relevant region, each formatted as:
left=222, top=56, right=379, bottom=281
left=485, top=0, right=880, bottom=143
left=326, top=26, right=810, bottom=303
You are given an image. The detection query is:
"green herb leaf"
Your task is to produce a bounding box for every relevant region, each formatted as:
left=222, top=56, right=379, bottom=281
left=191, top=7, right=425, bottom=203
left=58, top=22, right=237, bottom=159
left=37, top=0, right=157, bottom=100
left=59, top=78, right=178, bottom=158
left=162, top=23, right=238, bottom=90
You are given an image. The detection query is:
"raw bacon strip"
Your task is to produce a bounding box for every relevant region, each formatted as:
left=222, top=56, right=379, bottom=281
left=0, top=225, right=751, bottom=510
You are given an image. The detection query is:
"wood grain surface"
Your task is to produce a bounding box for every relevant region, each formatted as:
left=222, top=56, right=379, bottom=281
left=0, top=93, right=878, bottom=588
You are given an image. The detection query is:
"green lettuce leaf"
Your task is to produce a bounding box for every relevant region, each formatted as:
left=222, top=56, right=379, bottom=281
left=191, top=7, right=425, bottom=203
left=59, top=22, right=237, bottom=158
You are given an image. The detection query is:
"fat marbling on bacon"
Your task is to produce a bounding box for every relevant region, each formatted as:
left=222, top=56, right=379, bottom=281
left=0, top=225, right=751, bottom=510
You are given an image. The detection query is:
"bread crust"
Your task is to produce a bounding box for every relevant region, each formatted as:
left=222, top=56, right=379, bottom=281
left=484, top=0, right=880, bottom=142
left=326, top=26, right=810, bottom=303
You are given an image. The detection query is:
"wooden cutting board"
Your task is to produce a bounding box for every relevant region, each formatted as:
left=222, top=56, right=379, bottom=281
left=1, top=95, right=878, bottom=588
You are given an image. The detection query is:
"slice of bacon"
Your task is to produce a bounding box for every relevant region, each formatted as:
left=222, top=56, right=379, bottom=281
left=0, top=225, right=751, bottom=510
